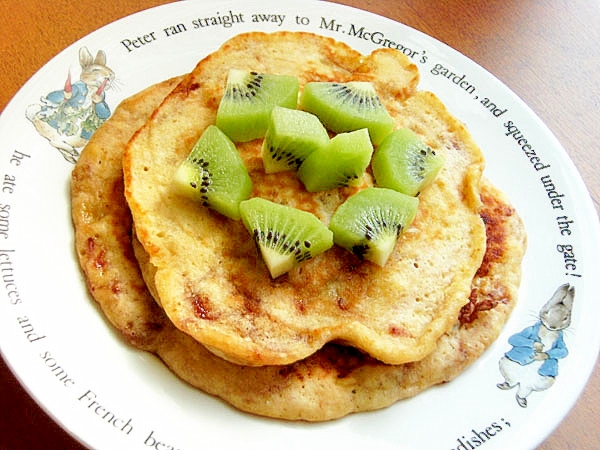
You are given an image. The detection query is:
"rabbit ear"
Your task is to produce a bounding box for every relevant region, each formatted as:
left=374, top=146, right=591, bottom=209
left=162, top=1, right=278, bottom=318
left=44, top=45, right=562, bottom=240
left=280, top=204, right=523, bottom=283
left=94, top=50, right=107, bottom=66
left=545, top=283, right=575, bottom=310
left=563, top=284, right=575, bottom=309
left=79, top=47, right=93, bottom=69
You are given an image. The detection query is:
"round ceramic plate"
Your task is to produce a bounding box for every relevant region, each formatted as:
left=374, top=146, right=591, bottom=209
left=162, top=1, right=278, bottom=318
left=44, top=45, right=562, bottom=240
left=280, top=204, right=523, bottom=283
left=1, top=1, right=599, bottom=449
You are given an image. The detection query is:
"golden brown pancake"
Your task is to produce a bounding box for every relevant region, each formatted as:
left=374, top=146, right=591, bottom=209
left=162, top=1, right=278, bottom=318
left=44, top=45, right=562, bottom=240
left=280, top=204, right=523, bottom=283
left=122, top=31, right=487, bottom=367
left=71, top=76, right=182, bottom=349
left=72, top=76, right=525, bottom=421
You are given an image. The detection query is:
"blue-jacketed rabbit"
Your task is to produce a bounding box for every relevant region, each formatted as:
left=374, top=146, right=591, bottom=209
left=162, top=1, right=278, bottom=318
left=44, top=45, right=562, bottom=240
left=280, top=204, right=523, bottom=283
left=497, top=283, right=574, bottom=407
left=26, top=47, right=114, bottom=163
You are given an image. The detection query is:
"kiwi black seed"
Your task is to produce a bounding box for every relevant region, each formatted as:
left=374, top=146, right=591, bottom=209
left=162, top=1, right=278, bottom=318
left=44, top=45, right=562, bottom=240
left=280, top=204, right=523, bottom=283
left=261, top=106, right=329, bottom=174
left=299, top=81, right=394, bottom=145
left=173, top=125, right=252, bottom=220
left=329, top=187, right=419, bottom=267
left=239, top=197, right=333, bottom=278
left=372, top=128, right=444, bottom=197
left=216, top=69, right=299, bottom=143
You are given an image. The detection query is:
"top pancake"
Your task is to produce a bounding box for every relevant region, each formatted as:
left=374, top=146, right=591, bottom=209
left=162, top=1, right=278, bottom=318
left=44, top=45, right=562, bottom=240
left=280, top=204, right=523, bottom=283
left=123, top=31, right=487, bottom=366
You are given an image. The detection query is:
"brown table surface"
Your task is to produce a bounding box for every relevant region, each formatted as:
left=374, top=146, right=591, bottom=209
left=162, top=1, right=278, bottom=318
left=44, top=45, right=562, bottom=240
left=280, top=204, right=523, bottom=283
left=1, top=0, right=598, bottom=448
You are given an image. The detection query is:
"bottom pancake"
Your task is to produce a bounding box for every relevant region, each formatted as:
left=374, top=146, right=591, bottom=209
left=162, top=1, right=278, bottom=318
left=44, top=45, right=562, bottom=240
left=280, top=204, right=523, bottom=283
left=71, top=79, right=526, bottom=421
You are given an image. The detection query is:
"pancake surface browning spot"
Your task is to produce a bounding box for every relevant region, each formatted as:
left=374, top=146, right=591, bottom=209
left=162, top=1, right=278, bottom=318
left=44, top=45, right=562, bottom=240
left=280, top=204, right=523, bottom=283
left=122, top=31, right=487, bottom=366
left=72, top=74, right=526, bottom=422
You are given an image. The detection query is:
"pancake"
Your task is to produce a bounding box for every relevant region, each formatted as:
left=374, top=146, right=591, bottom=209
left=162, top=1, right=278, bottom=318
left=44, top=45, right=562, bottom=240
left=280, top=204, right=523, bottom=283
left=71, top=76, right=182, bottom=349
left=72, top=77, right=526, bottom=421
left=122, top=31, right=487, bottom=367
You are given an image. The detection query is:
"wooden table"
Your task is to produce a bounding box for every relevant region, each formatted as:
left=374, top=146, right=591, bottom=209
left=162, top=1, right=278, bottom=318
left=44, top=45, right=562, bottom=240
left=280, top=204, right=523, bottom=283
left=1, top=1, right=598, bottom=448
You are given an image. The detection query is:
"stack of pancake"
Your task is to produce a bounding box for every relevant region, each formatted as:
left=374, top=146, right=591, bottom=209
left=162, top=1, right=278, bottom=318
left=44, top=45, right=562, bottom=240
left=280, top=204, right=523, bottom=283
left=71, top=32, right=526, bottom=421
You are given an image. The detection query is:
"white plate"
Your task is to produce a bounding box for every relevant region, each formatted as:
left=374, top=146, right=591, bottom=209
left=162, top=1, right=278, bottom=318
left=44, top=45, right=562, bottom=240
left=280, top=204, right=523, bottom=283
left=1, top=1, right=599, bottom=449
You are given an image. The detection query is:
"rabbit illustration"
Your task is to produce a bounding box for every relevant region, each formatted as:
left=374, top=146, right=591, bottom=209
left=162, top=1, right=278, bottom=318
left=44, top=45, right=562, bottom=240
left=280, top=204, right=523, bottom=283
left=497, top=283, right=574, bottom=407
left=26, top=47, right=114, bottom=163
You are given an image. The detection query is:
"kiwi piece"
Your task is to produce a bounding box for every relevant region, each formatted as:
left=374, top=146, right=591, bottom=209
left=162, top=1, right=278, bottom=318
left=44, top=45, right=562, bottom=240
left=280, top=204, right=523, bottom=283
left=239, top=197, right=333, bottom=278
left=216, top=69, right=299, bottom=142
left=299, top=81, right=394, bottom=145
left=173, top=125, right=252, bottom=220
left=372, top=128, right=444, bottom=196
left=297, top=128, right=373, bottom=192
left=261, top=106, right=330, bottom=174
left=329, top=187, right=419, bottom=267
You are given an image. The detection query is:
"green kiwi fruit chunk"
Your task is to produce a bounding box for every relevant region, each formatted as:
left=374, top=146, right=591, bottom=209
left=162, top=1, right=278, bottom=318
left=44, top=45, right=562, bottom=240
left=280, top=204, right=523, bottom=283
left=372, top=128, right=444, bottom=196
left=329, top=187, right=419, bottom=267
left=299, top=81, right=394, bottom=145
left=173, top=125, right=252, bottom=220
left=297, top=128, right=373, bottom=192
left=216, top=69, right=299, bottom=142
left=261, top=106, right=330, bottom=174
left=239, top=197, right=333, bottom=278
